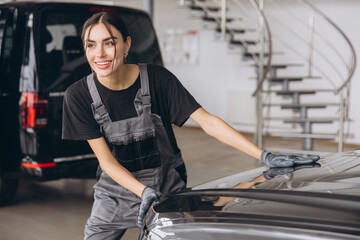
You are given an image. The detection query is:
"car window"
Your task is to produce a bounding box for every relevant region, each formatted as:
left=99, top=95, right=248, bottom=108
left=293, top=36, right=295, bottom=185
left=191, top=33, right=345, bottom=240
left=0, top=9, right=14, bottom=79
left=0, top=8, right=19, bottom=92
left=0, top=9, right=7, bottom=60
left=38, top=9, right=90, bottom=92
left=39, top=7, right=162, bottom=92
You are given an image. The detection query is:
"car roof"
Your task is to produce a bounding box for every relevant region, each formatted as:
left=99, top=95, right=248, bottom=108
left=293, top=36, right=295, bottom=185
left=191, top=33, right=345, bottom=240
left=0, top=1, right=148, bottom=17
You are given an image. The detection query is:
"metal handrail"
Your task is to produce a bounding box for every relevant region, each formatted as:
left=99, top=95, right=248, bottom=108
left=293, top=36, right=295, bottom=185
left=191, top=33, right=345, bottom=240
left=263, top=13, right=340, bottom=90
left=267, top=0, right=349, bottom=73
left=269, top=33, right=337, bottom=90
left=298, top=0, right=356, bottom=94
left=231, top=0, right=267, bottom=64
left=251, top=0, right=356, bottom=96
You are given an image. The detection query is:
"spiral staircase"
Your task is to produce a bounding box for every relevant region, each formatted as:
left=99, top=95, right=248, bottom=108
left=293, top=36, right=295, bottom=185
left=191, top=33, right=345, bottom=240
left=176, top=0, right=356, bottom=153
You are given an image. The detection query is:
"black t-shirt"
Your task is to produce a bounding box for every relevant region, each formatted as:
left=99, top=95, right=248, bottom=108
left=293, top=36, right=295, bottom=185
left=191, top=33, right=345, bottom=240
left=62, top=64, right=201, bottom=154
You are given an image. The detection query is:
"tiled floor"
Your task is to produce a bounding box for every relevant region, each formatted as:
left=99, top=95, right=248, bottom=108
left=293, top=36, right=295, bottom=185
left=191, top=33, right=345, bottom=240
left=1, top=127, right=359, bottom=240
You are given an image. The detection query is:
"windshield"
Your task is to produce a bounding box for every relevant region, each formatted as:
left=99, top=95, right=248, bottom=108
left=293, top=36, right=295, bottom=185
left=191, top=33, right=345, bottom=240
left=38, top=6, right=162, bottom=92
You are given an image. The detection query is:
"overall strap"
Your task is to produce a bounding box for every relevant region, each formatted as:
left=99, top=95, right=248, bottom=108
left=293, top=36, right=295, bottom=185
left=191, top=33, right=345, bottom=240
left=86, top=74, right=112, bottom=125
left=138, top=64, right=152, bottom=113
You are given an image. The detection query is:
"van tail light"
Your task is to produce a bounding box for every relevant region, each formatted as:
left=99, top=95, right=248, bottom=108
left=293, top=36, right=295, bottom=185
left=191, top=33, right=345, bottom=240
left=22, top=162, right=56, bottom=169
left=20, top=93, right=49, bottom=128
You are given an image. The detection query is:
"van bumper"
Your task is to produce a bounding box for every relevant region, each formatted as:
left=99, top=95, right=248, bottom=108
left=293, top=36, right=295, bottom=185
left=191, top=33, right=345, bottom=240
left=21, top=154, right=98, bottom=180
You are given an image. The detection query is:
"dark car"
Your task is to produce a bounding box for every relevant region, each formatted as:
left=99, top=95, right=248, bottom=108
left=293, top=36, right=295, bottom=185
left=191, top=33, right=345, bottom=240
left=142, top=151, right=360, bottom=239
left=0, top=1, right=162, bottom=205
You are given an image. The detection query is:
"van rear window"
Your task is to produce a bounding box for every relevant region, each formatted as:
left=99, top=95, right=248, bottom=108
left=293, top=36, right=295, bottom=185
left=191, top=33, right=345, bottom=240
left=39, top=7, right=162, bottom=91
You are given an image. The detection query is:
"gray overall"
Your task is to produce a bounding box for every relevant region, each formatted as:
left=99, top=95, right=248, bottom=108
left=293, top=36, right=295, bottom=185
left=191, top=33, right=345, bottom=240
left=84, top=64, right=186, bottom=239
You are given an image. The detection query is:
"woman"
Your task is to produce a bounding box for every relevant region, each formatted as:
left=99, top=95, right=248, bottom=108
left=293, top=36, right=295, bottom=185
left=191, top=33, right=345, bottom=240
left=62, top=12, right=319, bottom=240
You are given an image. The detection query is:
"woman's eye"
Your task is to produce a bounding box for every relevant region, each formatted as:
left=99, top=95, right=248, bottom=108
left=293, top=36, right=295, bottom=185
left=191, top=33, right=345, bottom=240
left=87, top=44, right=95, bottom=48
left=105, top=41, right=115, bottom=46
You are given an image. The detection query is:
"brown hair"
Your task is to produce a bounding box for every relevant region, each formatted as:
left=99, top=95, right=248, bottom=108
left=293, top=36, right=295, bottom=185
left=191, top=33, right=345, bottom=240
left=81, top=12, right=129, bottom=45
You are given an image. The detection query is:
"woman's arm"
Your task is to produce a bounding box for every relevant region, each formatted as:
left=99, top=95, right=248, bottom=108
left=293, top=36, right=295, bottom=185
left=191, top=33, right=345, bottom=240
left=87, top=137, right=146, bottom=197
left=190, top=107, right=262, bottom=160
left=213, top=174, right=266, bottom=206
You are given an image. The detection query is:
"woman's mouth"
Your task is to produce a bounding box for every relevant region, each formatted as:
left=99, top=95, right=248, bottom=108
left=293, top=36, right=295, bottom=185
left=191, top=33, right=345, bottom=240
left=95, top=61, right=112, bottom=69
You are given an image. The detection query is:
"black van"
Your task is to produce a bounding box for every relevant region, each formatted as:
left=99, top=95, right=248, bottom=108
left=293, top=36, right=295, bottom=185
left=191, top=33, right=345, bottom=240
left=0, top=2, right=162, bottom=205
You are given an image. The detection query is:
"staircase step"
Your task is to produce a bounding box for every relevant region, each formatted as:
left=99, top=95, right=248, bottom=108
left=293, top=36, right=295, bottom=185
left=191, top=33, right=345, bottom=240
left=229, top=39, right=258, bottom=46
left=244, top=51, right=283, bottom=58
left=190, top=5, right=221, bottom=12
left=263, top=63, right=304, bottom=69
left=252, top=63, right=304, bottom=69
left=266, top=117, right=339, bottom=123
left=270, top=76, right=322, bottom=83
left=287, top=118, right=337, bottom=124
left=263, top=103, right=339, bottom=109
left=270, top=132, right=338, bottom=140
left=265, top=89, right=334, bottom=95
left=284, top=119, right=334, bottom=124
left=215, top=27, right=255, bottom=34
left=202, top=16, right=235, bottom=22
left=266, top=90, right=316, bottom=95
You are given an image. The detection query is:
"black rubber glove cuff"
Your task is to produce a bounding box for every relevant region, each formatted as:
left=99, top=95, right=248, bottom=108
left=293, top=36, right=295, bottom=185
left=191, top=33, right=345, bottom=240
left=260, top=150, right=271, bottom=165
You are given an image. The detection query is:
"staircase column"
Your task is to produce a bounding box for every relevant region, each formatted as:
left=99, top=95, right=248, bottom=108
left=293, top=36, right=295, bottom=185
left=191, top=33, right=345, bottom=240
left=338, top=96, right=345, bottom=152
left=220, top=0, right=227, bottom=40
left=300, top=106, right=307, bottom=118
left=303, top=121, right=313, bottom=150
left=255, top=92, right=263, bottom=148
left=308, top=13, right=315, bottom=77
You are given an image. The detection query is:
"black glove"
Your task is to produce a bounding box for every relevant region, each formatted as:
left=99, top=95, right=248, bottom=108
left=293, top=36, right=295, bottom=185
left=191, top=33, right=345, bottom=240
left=137, top=187, right=160, bottom=226
left=260, top=150, right=320, bottom=168
left=263, top=163, right=321, bottom=180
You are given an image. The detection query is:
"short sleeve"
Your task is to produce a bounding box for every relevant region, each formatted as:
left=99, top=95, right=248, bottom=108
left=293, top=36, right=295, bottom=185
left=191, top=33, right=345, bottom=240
left=162, top=69, right=201, bottom=126
left=62, top=82, right=103, bottom=140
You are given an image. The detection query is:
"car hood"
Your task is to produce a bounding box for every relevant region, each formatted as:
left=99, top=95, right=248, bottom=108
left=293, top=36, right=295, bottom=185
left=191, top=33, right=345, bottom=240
left=193, top=150, right=360, bottom=195
left=143, top=151, right=360, bottom=239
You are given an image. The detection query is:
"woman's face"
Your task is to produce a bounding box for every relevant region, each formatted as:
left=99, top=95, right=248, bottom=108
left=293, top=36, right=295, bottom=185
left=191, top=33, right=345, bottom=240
left=84, top=23, right=130, bottom=79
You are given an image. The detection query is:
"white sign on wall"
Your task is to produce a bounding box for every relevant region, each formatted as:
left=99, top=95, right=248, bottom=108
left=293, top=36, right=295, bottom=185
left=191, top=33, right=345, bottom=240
left=158, top=29, right=199, bottom=65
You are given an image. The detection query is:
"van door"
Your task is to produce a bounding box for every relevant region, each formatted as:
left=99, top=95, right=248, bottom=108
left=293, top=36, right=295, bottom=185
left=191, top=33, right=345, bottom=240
left=0, top=7, right=25, bottom=171
left=0, top=7, right=25, bottom=205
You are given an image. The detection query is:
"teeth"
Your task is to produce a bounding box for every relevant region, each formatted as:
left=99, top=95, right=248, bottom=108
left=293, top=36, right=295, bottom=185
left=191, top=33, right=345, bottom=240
left=97, top=62, right=110, bottom=65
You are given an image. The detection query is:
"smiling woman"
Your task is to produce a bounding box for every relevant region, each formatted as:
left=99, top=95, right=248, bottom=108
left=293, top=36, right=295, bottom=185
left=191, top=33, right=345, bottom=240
left=82, top=14, right=134, bottom=90
left=62, top=12, right=201, bottom=239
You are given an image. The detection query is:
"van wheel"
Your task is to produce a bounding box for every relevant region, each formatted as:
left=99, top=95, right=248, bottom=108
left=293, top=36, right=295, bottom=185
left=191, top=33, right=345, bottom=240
left=0, top=174, right=19, bottom=206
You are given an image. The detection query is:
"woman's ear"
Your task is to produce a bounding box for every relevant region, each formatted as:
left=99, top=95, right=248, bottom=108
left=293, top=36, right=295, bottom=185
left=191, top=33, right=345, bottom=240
left=125, top=36, right=131, bottom=54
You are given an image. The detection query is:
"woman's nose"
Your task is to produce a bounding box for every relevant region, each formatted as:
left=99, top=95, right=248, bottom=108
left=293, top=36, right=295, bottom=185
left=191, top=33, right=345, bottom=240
left=95, top=45, right=105, bottom=57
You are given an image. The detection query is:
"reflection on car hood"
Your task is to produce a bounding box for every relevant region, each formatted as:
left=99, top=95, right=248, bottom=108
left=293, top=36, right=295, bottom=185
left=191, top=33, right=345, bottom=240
left=143, top=151, right=360, bottom=240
